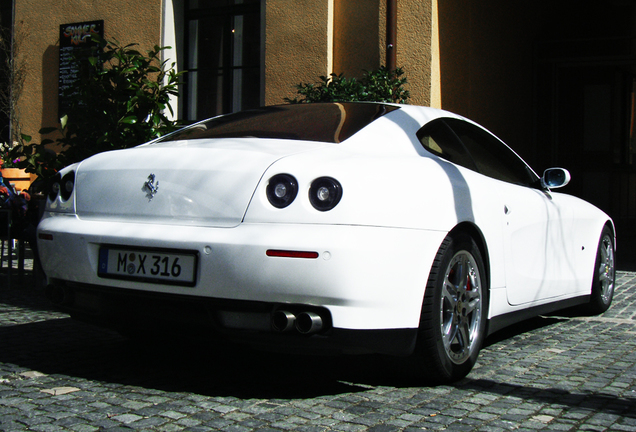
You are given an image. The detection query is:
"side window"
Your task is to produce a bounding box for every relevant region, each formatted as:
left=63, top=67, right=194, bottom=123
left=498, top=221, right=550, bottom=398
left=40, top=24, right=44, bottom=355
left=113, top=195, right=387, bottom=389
left=444, top=119, right=538, bottom=186
left=416, top=119, right=478, bottom=171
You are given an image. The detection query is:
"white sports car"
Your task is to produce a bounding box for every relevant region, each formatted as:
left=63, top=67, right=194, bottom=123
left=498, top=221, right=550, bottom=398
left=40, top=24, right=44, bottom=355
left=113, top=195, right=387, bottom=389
left=38, top=102, right=615, bottom=383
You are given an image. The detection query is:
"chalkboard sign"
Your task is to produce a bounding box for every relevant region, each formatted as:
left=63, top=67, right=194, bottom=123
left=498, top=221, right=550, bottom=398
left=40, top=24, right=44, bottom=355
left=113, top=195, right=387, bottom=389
left=58, top=20, right=104, bottom=118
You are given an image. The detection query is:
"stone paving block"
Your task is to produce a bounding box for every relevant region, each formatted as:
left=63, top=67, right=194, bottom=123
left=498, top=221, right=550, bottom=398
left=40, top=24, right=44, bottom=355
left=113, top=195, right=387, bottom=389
left=210, top=404, right=238, bottom=414
left=75, top=412, right=108, bottom=423
left=159, top=410, right=188, bottom=420
left=28, top=424, right=67, bottom=432
left=111, top=413, right=145, bottom=424
left=352, top=412, right=395, bottom=426
left=367, top=424, right=401, bottom=432
left=200, top=417, right=234, bottom=428
left=155, top=424, right=185, bottom=432
left=90, top=418, right=120, bottom=429
left=295, top=426, right=331, bottom=432
left=175, top=417, right=203, bottom=428
left=249, top=428, right=284, bottom=432
left=68, top=424, right=100, bottom=432
left=330, top=423, right=367, bottom=431
left=180, top=427, right=214, bottom=432
left=121, top=400, right=154, bottom=410
left=52, top=416, right=92, bottom=428
left=613, top=424, right=636, bottom=432
left=254, top=411, right=286, bottom=422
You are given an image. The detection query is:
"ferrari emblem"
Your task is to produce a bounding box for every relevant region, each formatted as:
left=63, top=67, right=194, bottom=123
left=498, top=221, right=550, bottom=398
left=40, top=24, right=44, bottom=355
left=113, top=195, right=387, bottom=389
left=144, top=173, right=159, bottom=198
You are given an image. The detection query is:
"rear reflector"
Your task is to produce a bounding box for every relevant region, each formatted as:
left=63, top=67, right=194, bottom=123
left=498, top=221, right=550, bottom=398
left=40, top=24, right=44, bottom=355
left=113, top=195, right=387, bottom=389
left=38, top=233, right=54, bottom=241
left=266, top=250, right=319, bottom=259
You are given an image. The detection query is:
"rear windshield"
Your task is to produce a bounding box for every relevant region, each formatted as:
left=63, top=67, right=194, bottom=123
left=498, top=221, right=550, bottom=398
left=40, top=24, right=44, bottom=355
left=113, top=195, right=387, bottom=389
left=157, top=102, right=399, bottom=144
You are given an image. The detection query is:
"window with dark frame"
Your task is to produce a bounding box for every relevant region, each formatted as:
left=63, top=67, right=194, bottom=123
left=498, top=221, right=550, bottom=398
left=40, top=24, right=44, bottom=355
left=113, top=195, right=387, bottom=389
left=184, top=0, right=261, bottom=121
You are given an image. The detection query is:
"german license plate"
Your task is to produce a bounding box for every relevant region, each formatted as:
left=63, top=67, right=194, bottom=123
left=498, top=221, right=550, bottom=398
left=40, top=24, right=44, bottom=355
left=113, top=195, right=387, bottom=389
left=98, top=246, right=198, bottom=286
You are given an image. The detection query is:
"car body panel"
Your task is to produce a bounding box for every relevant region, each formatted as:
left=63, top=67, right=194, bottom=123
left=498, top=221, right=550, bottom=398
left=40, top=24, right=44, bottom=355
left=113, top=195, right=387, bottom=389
left=502, top=187, right=597, bottom=305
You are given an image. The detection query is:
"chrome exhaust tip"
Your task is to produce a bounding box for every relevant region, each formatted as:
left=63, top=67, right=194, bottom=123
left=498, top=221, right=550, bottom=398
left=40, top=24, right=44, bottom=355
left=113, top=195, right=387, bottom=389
left=272, top=310, right=296, bottom=332
left=295, top=311, right=323, bottom=334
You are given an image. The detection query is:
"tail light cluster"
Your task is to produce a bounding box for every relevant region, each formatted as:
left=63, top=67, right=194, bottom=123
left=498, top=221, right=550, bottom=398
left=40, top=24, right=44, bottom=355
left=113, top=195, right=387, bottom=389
left=49, top=171, right=75, bottom=202
left=266, top=174, right=298, bottom=208
left=266, top=174, right=342, bottom=211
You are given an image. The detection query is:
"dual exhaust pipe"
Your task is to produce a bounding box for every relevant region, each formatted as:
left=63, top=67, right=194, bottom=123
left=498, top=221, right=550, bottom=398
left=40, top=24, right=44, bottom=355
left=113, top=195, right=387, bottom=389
left=272, top=310, right=324, bottom=335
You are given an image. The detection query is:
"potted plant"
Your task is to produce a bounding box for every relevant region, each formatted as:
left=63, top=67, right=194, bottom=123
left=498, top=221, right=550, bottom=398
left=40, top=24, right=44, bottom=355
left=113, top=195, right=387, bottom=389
left=0, top=141, right=31, bottom=192
left=8, top=36, right=182, bottom=187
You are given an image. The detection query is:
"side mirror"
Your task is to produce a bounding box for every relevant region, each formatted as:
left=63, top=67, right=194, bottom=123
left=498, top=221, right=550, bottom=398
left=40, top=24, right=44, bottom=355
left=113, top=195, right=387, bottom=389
left=541, top=168, right=571, bottom=189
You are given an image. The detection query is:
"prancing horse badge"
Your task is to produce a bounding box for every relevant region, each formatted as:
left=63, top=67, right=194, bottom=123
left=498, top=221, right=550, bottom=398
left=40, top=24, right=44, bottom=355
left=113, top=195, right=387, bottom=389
left=144, top=173, right=159, bottom=199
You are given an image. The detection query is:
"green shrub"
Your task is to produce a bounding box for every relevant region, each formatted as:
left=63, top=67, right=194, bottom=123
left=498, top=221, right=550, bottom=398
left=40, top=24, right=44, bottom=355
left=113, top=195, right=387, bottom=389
left=286, top=66, right=410, bottom=104
left=11, top=36, right=182, bottom=182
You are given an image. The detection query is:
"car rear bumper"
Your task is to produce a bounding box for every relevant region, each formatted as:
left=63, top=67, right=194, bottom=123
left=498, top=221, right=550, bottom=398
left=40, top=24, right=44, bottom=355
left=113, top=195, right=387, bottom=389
left=46, top=280, right=419, bottom=355
left=38, top=213, right=446, bottom=350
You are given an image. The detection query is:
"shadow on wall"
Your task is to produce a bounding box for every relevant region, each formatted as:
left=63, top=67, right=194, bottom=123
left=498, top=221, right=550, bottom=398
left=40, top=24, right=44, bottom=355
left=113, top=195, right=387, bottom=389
left=333, top=0, right=381, bottom=77
left=42, top=45, right=60, bottom=129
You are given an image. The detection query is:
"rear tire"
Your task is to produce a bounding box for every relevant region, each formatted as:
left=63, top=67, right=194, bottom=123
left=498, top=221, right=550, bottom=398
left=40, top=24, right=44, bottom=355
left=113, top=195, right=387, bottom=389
left=411, top=231, right=488, bottom=384
left=587, top=226, right=615, bottom=315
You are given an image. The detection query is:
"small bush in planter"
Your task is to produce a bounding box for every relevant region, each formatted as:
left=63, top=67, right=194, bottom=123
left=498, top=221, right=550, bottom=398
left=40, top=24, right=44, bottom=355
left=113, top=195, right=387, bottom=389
left=286, top=66, right=410, bottom=104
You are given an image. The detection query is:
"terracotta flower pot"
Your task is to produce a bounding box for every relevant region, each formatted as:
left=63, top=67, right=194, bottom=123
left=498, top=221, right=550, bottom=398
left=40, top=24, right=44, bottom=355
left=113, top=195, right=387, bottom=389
left=1, top=168, right=32, bottom=192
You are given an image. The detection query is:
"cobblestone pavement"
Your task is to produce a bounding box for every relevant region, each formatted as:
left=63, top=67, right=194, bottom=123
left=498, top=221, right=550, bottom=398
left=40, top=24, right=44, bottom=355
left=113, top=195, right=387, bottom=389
left=1, top=257, right=636, bottom=431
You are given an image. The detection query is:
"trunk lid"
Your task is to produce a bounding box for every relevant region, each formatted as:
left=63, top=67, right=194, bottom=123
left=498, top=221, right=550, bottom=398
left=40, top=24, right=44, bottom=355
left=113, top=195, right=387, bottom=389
left=75, top=138, right=323, bottom=227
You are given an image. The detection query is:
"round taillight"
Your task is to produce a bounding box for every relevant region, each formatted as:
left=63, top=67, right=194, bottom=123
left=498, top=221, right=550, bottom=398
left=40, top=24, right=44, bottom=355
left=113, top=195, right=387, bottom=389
left=266, top=174, right=298, bottom=208
left=60, top=171, right=75, bottom=201
left=309, top=177, right=342, bottom=211
left=48, top=174, right=62, bottom=201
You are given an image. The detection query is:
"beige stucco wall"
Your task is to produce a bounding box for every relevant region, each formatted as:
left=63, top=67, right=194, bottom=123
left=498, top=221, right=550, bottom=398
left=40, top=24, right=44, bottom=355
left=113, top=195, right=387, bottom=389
left=265, top=0, right=435, bottom=107
left=373, top=0, right=434, bottom=107
left=264, top=0, right=332, bottom=105
left=395, top=0, right=433, bottom=106
left=333, top=0, right=380, bottom=77
left=335, top=0, right=435, bottom=107
left=14, top=0, right=438, bottom=134
left=14, top=0, right=161, bottom=141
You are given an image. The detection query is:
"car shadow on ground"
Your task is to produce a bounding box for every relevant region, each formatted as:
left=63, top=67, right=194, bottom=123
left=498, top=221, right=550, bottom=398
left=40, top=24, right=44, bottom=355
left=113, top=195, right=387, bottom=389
left=1, top=293, right=635, bottom=421
left=0, top=315, right=385, bottom=399
left=457, top=376, right=636, bottom=419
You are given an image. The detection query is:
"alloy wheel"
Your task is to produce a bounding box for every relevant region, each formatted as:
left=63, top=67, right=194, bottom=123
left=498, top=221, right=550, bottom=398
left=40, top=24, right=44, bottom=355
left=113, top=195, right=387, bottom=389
left=440, top=251, right=483, bottom=365
left=598, top=234, right=615, bottom=304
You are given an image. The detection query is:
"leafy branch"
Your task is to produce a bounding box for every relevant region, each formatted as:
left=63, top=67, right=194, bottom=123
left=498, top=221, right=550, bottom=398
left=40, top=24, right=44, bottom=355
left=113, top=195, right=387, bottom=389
left=285, top=66, right=410, bottom=104
left=10, top=36, right=183, bottom=182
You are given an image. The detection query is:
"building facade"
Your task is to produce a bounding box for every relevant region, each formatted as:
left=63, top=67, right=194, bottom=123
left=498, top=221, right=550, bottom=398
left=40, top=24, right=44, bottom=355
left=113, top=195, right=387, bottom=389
left=3, top=0, right=636, bottom=263
left=6, top=0, right=439, bottom=139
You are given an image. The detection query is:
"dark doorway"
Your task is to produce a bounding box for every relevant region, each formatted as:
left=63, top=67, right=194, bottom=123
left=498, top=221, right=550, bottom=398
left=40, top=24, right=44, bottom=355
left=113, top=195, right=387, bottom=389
left=536, top=41, right=636, bottom=268
left=437, top=1, right=636, bottom=267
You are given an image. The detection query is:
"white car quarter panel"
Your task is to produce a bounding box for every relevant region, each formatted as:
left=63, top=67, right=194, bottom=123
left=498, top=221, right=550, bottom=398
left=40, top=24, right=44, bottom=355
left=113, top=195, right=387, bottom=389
left=38, top=214, right=447, bottom=330
left=245, top=151, right=478, bottom=230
